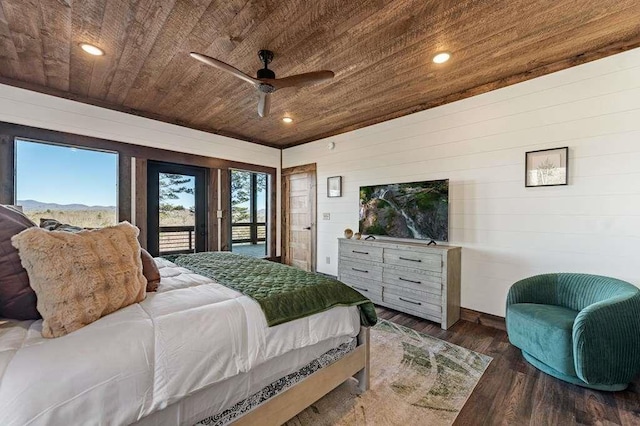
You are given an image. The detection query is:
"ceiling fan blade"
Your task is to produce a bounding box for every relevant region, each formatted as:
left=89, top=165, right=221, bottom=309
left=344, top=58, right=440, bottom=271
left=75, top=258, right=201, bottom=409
left=265, top=70, right=335, bottom=90
left=190, top=52, right=259, bottom=86
left=258, top=92, right=271, bottom=118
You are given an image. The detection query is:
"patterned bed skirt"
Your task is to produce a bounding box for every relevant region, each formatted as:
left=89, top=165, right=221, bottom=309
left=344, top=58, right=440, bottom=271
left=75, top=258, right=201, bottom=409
left=195, top=338, right=358, bottom=426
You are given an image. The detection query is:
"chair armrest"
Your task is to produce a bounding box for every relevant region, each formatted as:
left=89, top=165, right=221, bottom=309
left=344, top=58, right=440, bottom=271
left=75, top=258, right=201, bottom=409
left=506, top=274, right=557, bottom=307
left=573, top=293, right=640, bottom=385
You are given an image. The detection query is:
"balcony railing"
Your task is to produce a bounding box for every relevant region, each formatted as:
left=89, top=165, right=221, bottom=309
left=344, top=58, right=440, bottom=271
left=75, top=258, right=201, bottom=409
left=158, top=223, right=266, bottom=255
left=232, top=222, right=266, bottom=244
left=159, top=225, right=195, bottom=255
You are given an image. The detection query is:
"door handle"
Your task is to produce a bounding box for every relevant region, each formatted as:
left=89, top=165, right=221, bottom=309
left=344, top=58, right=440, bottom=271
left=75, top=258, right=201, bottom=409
left=304, top=226, right=312, bottom=230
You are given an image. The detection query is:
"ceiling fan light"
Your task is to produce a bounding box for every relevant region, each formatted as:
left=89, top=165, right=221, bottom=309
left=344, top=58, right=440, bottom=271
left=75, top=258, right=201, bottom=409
left=282, top=116, right=293, bottom=124
left=80, top=43, right=105, bottom=56
left=432, top=52, right=451, bottom=64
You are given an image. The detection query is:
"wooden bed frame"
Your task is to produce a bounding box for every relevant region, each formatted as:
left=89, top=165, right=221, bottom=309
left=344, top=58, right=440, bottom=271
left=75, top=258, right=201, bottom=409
left=233, top=326, right=371, bottom=425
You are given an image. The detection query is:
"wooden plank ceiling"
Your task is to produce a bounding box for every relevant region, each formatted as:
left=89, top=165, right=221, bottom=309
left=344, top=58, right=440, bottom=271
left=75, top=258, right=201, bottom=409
left=0, top=1, right=639, bottom=148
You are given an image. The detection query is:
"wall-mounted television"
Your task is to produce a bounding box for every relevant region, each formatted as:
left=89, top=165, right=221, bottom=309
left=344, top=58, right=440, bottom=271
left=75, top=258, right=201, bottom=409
left=359, top=179, right=449, bottom=242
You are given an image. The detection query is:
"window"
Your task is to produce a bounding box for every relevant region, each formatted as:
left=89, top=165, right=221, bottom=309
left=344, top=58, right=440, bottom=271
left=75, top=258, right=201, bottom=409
left=15, top=139, right=118, bottom=228
left=231, top=170, right=268, bottom=257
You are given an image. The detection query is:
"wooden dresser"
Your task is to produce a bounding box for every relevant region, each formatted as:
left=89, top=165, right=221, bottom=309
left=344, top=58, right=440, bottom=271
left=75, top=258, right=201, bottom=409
left=338, top=238, right=461, bottom=329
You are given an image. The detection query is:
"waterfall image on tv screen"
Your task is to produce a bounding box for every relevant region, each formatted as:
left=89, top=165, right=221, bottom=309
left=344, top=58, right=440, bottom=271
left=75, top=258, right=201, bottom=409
left=359, top=179, right=449, bottom=241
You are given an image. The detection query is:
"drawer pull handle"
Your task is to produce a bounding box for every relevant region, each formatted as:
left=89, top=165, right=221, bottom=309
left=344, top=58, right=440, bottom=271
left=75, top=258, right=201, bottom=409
left=352, top=268, right=369, bottom=273
left=399, top=277, right=421, bottom=284
left=352, top=286, right=368, bottom=292
left=399, top=297, right=422, bottom=306
left=352, top=250, right=369, bottom=255
left=399, top=256, right=421, bottom=262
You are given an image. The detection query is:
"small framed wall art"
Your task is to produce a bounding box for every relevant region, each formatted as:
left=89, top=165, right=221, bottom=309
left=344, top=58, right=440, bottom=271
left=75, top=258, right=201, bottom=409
left=525, top=147, right=568, bottom=187
left=327, top=176, right=342, bottom=197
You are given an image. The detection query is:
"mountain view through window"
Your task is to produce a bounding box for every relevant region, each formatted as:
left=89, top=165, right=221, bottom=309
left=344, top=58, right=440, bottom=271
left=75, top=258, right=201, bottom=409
left=15, top=139, right=118, bottom=228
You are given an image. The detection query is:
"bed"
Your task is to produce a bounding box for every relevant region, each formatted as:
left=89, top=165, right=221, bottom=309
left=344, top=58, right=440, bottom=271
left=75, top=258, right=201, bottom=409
left=0, top=254, right=374, bottom=426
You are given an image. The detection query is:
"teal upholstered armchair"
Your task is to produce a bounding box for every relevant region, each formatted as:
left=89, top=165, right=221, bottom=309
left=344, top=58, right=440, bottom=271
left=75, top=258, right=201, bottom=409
left=506, top=273, right=640, bottom=391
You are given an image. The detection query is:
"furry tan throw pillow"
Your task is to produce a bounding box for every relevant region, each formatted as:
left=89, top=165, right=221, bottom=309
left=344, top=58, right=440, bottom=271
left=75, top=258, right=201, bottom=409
left=11, top=222, right=146, bottom=338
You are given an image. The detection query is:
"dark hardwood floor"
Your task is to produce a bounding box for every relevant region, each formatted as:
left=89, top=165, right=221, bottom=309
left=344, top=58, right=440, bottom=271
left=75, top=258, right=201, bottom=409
left=375, top=307, right=640, bottom=426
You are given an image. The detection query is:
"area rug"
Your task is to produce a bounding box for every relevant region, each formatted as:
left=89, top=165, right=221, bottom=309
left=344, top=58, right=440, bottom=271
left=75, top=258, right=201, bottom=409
left=286, top=319, right=492, bottom=426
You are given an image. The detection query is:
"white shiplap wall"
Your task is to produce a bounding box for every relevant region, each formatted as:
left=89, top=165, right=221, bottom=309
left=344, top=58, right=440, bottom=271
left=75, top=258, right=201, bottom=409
left=283, top=48, right=640, bottom=317
left=0, top=84, right=282, bottom=255
left=0, top=84, right=280, bottom=166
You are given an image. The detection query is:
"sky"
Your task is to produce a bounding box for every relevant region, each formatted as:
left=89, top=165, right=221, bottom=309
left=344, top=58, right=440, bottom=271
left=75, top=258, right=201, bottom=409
left=231, top=172, right=267, bottom=214
left=160, top=173, right=195, bottom=208
left=161, top=173, right=267, bottom=210
left=15, top=139, right=268, bottom=211
left=16, top=139, right=118, bottom=206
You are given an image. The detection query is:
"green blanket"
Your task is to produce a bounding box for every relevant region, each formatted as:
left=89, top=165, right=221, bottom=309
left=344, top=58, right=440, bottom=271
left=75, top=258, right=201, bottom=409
left=164, top=251, right=377, bottom=327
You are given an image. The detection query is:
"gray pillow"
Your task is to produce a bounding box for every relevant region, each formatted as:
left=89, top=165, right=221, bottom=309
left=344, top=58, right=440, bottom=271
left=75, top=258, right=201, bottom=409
left=0, top=205, right=41, bottom=320
left=39, top=218, right=85, bottom=232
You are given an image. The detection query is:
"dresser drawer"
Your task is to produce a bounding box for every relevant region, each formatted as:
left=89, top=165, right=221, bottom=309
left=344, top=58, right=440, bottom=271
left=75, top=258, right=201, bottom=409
left=383, top=283, right=439, bottom=303
left=383, top=269, right=441, bottom=295
left=340, top=242, right=383, bottom=262
left=340, top=273, right=382, bottom=302
left=383, top=248, right=441, bottom=272
left=383, top=289, right=441, bottom=319
left=339, top=258, right=383, bottom=281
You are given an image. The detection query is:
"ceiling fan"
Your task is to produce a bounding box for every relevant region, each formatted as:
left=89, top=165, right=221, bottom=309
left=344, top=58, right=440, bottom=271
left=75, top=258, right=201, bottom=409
left=189, top=49, right=335, bottom=118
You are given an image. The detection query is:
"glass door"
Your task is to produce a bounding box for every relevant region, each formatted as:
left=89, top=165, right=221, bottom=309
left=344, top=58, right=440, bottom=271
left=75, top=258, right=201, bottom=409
left=230, top=170, right=268, bottom=258
left=147, top=161, right=208, bottom=257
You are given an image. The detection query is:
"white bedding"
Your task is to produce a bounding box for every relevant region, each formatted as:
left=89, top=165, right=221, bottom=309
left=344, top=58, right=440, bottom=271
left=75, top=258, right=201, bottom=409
left=0, top=258, right=360, bottom=426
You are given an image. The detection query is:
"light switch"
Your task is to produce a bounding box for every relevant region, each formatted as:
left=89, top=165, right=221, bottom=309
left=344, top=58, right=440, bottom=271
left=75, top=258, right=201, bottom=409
left=322, top=213, right=330, bottom=220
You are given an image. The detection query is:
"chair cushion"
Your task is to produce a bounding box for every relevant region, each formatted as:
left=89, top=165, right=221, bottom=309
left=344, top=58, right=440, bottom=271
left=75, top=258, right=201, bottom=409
left=507, top=303, right=578, bottom=377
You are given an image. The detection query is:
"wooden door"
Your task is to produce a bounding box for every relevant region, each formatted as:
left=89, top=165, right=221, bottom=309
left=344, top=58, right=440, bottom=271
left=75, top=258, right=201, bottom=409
left=282, top=164, right=316, bottom=271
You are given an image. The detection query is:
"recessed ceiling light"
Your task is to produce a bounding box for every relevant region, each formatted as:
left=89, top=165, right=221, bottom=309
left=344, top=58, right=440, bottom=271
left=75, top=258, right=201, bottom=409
left=432, top=52, right=451, bottom=64
left=282, top=116, right=293, bottom=124
left=80, top=43, right=105, bottom=56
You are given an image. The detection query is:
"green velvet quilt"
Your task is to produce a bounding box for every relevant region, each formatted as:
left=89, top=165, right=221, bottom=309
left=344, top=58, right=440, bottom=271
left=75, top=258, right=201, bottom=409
left=164, top=251, right=377, bottom=327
